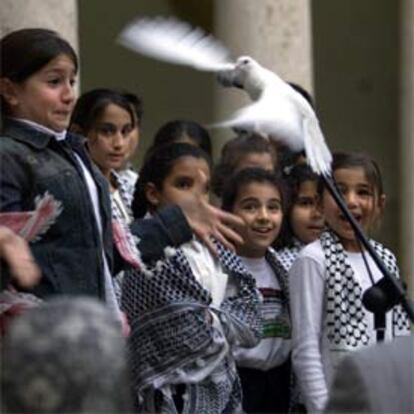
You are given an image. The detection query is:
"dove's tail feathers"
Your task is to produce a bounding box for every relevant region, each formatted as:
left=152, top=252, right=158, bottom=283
left=118, top=16, right=233, bottom=72
left=303, top=117, right=332, bottom=176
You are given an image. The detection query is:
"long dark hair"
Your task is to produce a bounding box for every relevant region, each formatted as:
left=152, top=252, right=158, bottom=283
left=121, top=91, right=144, bottom=127
left=275, top=163, right=320, bottom=248
left=132, top=143, right=212, bottom=219
left=0, top=28, right=78, bottom=117
left=70, top=88, right=135, bottom=134
left=149, top=119, right=212, bottom=158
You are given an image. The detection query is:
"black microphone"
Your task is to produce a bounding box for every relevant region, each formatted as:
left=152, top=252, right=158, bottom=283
left=362, top=276, right=406, bottom=314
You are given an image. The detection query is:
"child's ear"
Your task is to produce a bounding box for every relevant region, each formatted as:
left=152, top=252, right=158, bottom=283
left=378, top=193, right=386, bottom=214
left=371, top=193, right=386, bottom=229
left=144, top=182, right=161, bottom=208
left=0, top=78, right=19, bottom=108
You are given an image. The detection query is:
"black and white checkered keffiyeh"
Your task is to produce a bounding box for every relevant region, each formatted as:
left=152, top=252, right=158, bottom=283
left=266, top=247, right=290, bottom=309
left=109, top=170, right=143, bottom=299
left=122, top=241, right=261, bottom=414
left=275, top=239, right=305, bottom=272
left=116, top=167, right=138, bottom=210
left=110, top=170, right=135, bottom=221
left=321, top=230, right=410, bottom=349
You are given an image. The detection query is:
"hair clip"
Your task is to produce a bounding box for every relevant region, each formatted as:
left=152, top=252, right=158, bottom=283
left=283, top=164, right=294, bottom=176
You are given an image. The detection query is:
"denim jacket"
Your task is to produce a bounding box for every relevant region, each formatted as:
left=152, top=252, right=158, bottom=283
left=0, top=119, right=113, bottom=299
left=0, top=118, right=197, bottom=299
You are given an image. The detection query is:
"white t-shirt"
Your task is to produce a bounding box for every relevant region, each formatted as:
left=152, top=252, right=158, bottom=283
left=234, top=256, right=291, bottom=371
left=289, top=240, right=394, bottom=413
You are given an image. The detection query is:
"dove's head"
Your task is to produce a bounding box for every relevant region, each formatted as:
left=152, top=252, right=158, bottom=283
left=217, top=56, right=265, bottom=100
left=217, top=56, right=257, bottom=87
left=235, top=56, right=259, bottom=69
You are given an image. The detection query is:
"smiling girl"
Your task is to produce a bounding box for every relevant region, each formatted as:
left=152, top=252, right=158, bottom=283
left=289, top=152, right=410, bottom=413
left=222, top=167, right=292, bottom=414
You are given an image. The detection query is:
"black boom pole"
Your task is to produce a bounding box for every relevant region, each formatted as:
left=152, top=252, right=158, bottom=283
left=322, top=174, right=414, bottom=324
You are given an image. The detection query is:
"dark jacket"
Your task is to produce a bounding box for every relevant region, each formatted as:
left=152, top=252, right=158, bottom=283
left=0, top=120, right=195, bottom=298
left=0, top=119, right=113, bottom=299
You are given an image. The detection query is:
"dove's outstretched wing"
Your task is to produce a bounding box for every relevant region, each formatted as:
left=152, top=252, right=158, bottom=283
left=119, top=15, right=332, bottom=175
left=209, top=95, right=306, bottom=153
left=210, top=90, right=332, bottom=175
left=118, top=16, right=234, bottom=72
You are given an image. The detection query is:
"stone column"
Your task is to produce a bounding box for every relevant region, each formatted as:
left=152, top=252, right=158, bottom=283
left=212, top=0, right=314, bottom=151
left=400, top=0, right=414, bottom=297
left=0, top=0, right=79, bottom=59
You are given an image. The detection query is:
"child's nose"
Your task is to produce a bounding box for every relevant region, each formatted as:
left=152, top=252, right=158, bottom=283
left=345, top=191, right=358, bottom=207
left=113, top=133, right=126, bottom=148
left=62, top=82, right=75, bottom=104
left=257, top=206, right=269, bottom=219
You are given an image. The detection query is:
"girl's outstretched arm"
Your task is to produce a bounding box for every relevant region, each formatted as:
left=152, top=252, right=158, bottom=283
left=130, top=198, right=245, bottom=262
left=130, top=205, right=193, bottom=262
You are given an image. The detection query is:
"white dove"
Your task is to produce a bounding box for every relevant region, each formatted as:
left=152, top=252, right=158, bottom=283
left=118, top=16, right=332, bottom=176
